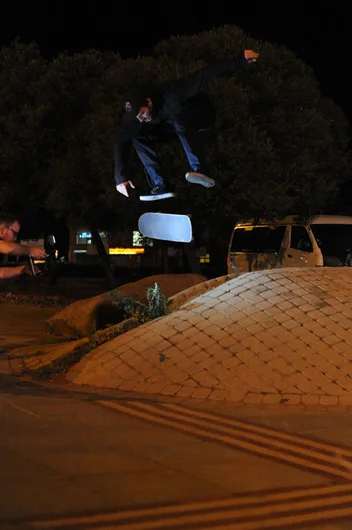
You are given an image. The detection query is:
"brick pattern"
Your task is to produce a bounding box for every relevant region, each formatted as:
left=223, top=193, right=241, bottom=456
left=68, top=268, right=352, bottom=405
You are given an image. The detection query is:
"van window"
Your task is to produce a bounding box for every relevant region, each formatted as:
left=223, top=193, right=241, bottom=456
left=290, top=226, right=313, bottom=252
left=311, top=224, right=352, bottom=262
left=231, top=226, right=286, bottom=253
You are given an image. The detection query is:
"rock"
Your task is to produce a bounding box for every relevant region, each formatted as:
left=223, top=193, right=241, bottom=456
left=45, top=274, right=207, bottom=338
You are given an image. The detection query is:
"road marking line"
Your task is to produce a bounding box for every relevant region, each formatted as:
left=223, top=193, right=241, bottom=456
left=100, top=400, right=350, bottom=479
left=0, top=397, right=41, bottom=418
left=30, top=485, right=352, bottom=528
left=164, top=402, right=352, bottom=457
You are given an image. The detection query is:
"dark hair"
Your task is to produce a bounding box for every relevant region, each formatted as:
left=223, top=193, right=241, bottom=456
left=0, top=212, right=19, bottom=226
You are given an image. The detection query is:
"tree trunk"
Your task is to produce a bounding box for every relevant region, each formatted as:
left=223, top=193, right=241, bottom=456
left=90, top=227, right=116, bottom=289
left=161, top=241, right=169, bottom=273
left=183, top=240, right=201, bottom=274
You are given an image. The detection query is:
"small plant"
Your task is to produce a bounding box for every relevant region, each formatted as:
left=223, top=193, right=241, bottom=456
left=145, top=282, right=171, bottom=320
left=110, top=282, right=170, bottom=324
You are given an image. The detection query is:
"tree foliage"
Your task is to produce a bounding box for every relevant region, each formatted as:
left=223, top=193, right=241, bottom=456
left=0, top=25, right=351, bottom=255
left=152, top=25, right=351, bottom=224
left=0, top=41, right=47, bottom=213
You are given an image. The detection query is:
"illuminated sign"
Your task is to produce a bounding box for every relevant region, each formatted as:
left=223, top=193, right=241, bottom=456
left=109, top=248, right=145, bottom=255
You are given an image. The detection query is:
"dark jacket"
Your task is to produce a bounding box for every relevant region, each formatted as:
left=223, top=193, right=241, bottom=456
left=114, top=51, right=249, bottom=185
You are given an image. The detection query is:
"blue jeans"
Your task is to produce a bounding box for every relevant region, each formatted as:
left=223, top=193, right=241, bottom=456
left=132, top=119, right=207, bottom=188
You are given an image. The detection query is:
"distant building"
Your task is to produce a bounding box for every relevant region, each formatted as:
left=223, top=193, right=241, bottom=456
left=68, top=219, right=148, bottom=267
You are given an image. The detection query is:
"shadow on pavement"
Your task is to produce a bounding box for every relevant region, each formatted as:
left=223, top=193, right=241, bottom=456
left=0, top=373, right=159, bottom=404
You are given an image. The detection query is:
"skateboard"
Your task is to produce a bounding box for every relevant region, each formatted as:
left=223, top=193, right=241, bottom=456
left=138, top=212, right=192, bottom=243
left=137, top=173, right=214, bottom=242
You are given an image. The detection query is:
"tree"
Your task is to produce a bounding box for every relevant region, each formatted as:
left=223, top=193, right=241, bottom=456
left=38, top=53, right=179, bottom=282
left=150, top=25, right=352, bottom=258
left=0, top=41, right=47, bottom=215
left=34, top=50, right=124, bottom=287
left=2, top=27, right=351, bottom=280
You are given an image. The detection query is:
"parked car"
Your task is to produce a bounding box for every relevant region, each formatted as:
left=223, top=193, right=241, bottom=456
left=227, top=215, right=352, bottom=275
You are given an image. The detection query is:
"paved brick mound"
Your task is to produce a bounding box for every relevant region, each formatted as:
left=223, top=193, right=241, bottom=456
left=67, top=268, right=352, bottom=406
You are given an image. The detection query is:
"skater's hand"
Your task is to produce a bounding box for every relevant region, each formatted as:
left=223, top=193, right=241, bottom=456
left=116, top=181, right=135, bottom=197
left=244, top=50, right=259, bottom=63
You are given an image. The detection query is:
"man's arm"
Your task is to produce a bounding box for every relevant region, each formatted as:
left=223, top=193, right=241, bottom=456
left=114, top=131, right=132, bottom=186
left=114, top=116, right=144, bottom=186
left=165, top=50, right=259, bottom=103
left=0, top=262, right=39, bottom=280
left=0, top=240, right=46, bottom=258
left=0, top=265, right=26, bottom=279
left=114, top=123, right=139, bottom=196
left=114, top=134, right=136, bottom=196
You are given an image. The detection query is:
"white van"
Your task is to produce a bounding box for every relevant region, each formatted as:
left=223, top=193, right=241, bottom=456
left=227, top=215, right=352, bottom=276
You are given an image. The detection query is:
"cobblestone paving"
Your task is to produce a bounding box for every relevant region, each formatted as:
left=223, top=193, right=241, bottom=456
left=67, top=268, right=352, bottom=406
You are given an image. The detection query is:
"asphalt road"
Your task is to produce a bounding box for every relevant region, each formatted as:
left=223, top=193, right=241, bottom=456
left=2, top=374, right=352, bottom=530
left=2, top=374, right=262, bottom=529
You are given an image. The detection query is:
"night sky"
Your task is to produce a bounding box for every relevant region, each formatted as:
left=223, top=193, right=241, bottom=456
left=1, top=8, right=350, bottom=126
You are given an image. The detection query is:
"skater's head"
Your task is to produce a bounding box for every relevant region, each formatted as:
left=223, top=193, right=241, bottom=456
left=0, top=213, right=20, bottom=242
left=122, top=90, right=153, bottom=125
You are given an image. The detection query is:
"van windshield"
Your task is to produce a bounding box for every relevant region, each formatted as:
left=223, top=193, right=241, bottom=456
left=231, top=226, right=286, bottom=253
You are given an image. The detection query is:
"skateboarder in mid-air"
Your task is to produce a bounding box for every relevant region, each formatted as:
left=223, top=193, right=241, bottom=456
left=114, top=49, right=259, bottom=201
